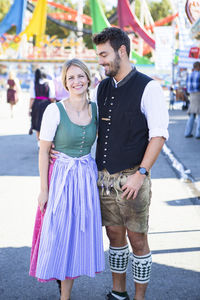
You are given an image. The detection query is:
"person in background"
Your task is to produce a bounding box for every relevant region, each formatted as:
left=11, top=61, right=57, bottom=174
left=93, top=27, right=169, bottom=300
left=29, top=59, right=104, bottom=300
left=7, top=71, right=21, bottom=118
left=184, top=61, right=200, bottom=139
left=53, top=68, right=69, bottom=102
left=29, top=68, right=55, bottom=144
left=169, top=86, right=175, bottom=110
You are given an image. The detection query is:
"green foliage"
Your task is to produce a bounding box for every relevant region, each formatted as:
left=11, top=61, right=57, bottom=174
left=83, top=0, right=93, bottom=49
left=0, top=0, right=10, bottom=22
left=135, top=0, right=141, bottom=19
left=45, top=19, right=70, bottom=39
left=148, top=0, right=172, bottom=22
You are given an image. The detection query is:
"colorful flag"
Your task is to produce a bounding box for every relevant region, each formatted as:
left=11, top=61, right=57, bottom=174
left=0, top=0, right=27, bottom=35
left=89, top=0, right=110, bottom=34
left=20, top=0, right=47, bottom=47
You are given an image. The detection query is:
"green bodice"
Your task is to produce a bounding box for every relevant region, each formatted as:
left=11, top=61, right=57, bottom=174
left=54, top=101, right=97, bottom=157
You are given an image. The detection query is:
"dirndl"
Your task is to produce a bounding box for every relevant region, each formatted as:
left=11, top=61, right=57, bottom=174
left=31, top=99, right=51, bottom=131
left=32, top=152, right=105, bottom=281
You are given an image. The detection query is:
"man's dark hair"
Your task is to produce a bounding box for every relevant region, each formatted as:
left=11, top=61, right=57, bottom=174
left=193, top=61, right=200, bottom=70
left=93, top=27, right=130, bottom=57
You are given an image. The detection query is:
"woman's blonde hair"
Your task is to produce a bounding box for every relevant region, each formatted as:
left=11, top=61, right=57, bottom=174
left=8, top=71, right=15, bottom=80
left=61, top=58, right=91, bottom=91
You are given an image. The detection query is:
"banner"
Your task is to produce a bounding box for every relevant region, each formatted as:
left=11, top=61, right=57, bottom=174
left=154, top=26, right=173, bottom=71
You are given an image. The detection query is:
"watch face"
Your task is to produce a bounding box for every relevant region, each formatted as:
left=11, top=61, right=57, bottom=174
left=139, top=167, right=146, bottom=174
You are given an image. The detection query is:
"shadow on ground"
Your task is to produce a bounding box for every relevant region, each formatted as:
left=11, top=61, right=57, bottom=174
left=0, top=134, right=38, bottom=176
left=0, top=247, right=199, bottom=300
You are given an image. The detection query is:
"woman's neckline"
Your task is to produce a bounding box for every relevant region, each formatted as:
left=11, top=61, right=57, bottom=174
left=60, top=99, right=93, bottom=127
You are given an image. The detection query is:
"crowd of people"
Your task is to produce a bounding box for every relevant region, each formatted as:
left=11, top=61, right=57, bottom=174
left=168, top=61, right=200, bottom=139
left=184, top=61, right=200, bottom=139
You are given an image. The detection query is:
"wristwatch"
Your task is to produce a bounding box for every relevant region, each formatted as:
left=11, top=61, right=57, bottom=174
left=138, top=167, right=149, bottom=176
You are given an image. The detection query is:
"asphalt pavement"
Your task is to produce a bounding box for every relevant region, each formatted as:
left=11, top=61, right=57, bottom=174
left=0, top=91, right=200, bottom=300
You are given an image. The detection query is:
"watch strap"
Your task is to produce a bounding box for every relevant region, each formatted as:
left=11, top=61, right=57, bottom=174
left=138, top=167, right=149, bottom=176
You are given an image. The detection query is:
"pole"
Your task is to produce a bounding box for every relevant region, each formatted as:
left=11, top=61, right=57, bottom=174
left=77, top=0, right=83, bottom=54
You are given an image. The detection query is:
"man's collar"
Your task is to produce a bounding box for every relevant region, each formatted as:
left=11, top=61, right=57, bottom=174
left=112, top=66, right=136, bottom=88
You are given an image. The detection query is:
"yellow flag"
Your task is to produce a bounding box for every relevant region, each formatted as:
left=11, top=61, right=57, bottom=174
left=20, top=0, right=47, bottom=47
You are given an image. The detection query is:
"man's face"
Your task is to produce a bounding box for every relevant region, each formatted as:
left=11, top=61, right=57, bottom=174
left=96, top=41, right=121, bottom=77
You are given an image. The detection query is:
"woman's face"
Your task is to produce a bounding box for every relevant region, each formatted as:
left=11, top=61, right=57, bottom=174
left=65, top=65, right=89, bottom=96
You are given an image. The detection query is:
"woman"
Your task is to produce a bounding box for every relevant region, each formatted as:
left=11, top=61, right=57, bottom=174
left=7, top=71, right=21, bottom=118
left=29, top=68, right=55, bottom=141
left=29, top=59, right=105, bottom=300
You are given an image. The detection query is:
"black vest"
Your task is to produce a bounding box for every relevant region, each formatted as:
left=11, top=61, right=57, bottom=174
left=35, top=82, right=50, bottom=98
left=96, top=70, right=152, bottom=174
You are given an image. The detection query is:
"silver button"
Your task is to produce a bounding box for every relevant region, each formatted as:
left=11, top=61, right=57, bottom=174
left=104, top=154, right=107, bottom=157
left=82, top=141, right=84, bottom=144
left=105, top=136, right=108, bottom=138
left=82, top=136, right=85, bottom=139
left=111, top=103, right=113, bottom=105
left=80, top=145, right=83, bottom=148
left=104, top=148, right=107, bottom=151
left=105, top=142, right=108, bottom=144
left=108, top=116, right=111, bottom=118
left=103, top=161, right=106, bottom=163
left=83, top=131, right=86, bottom=134
left=109, top=109, right=112, bottom=112
left=107, top=129, right=110, bottom=131
left=80, top=150, right=83, bottom=152
left=111, top=96, right=114, bottom=99
left=108, top=122, right=111, bottom=125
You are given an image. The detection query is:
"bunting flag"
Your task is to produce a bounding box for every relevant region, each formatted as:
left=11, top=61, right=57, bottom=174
left=0, top=0, right=27, bottom=35
left=89, top=0, right=110, bottom=34
left=117, top=0, right=155, bottom=49
left=20, top=0, right=47, bottom=47
left=132, top=50, right=152, bottom=65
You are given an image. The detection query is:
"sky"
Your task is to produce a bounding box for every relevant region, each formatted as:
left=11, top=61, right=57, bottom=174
left=103, top=0, right=117, bottom=10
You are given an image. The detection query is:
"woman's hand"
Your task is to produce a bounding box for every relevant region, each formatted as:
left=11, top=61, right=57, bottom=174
left=38, top=190, right=49, bottom=213
left=49, top=143, right=59, bottom=163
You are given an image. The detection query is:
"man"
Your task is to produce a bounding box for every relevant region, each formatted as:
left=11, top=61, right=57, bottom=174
left=93, top=27, right=168, bottom=300
left=184, top=61, right=200, bottom=139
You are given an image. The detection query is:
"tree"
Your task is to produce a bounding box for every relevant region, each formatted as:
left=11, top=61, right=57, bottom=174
left=0, top=0, right=10, bottom=22
left=148, top=0, right=172, bottom=23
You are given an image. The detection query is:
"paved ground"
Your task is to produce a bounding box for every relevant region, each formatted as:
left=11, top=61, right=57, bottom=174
left=0, top=91, right=200, bottom=300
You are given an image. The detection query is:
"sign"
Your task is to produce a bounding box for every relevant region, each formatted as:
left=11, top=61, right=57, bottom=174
left=189, top=46, right=200, bottom=58
left=154, top=26, right=173, bottom=71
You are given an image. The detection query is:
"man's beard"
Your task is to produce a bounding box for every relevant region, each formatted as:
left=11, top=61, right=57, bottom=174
left=104, top=52, right=121, bottom=77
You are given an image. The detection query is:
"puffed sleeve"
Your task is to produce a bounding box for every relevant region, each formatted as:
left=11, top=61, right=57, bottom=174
left=39, top=103, right=60, bottom=141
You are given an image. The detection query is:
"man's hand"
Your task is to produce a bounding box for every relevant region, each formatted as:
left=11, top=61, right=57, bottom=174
left=38, top=190, right=48, bottom=213
left=49, top=143, right=59, bottom=163
left=122, top=172, right=145, bottom=200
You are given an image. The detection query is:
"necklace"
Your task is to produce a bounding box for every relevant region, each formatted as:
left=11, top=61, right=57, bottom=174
left=67, top=100, right=90, bottom=117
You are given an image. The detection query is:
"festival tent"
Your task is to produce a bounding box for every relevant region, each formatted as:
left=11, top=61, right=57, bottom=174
left=0, top=0, right=27, bottom=35
left=20, top=0, right=47, bottom=46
